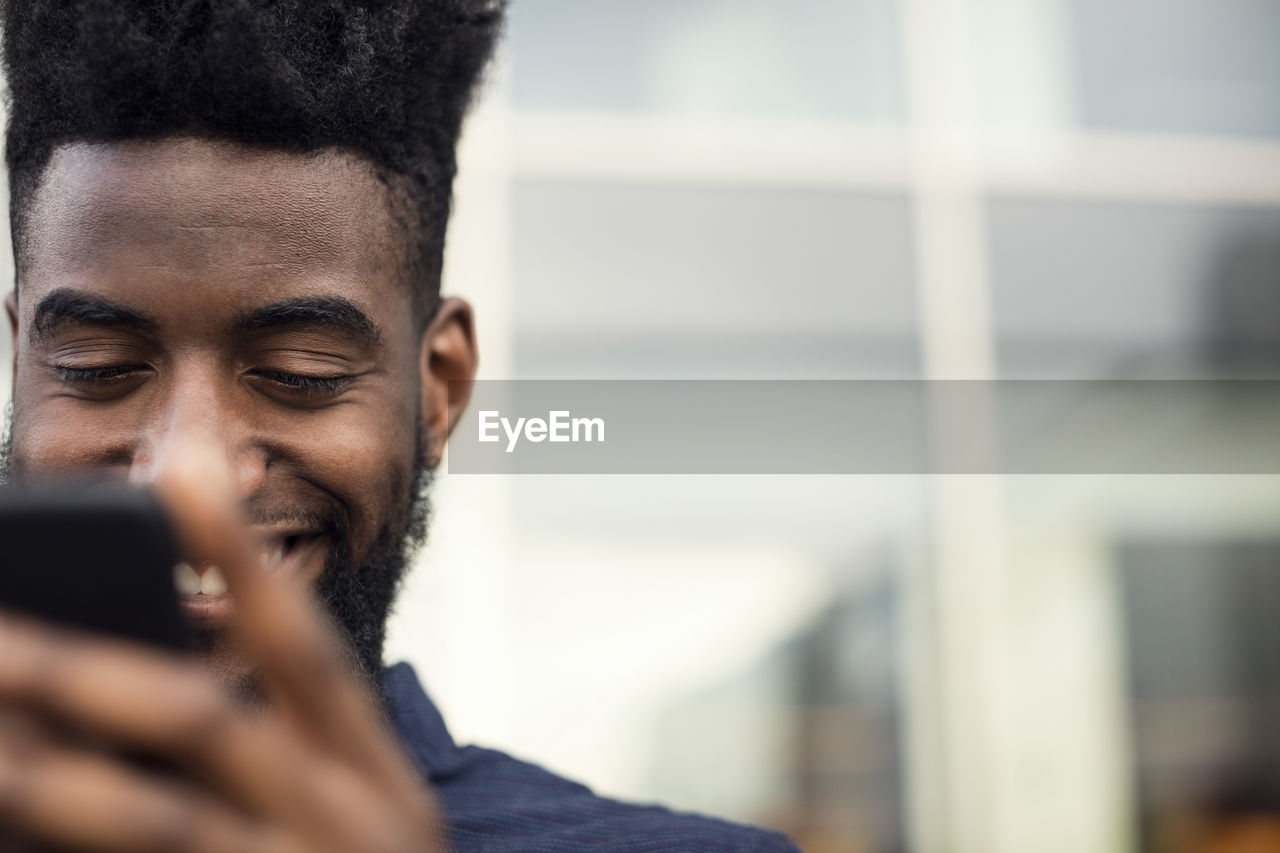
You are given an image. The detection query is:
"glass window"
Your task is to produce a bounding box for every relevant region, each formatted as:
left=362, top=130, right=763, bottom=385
left=1119, top=541, right=1280, bottom=850
left=510, top=180, right=920, bottom=378
left=508, top=0, right=903, bottom=121
left=1070, top=0, right=1280, bottom=138
left=987, top=197, right=1280, bottom=376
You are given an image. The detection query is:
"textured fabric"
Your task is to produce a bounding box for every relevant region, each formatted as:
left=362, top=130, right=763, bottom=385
left=381, top=662, right=800, bottom=852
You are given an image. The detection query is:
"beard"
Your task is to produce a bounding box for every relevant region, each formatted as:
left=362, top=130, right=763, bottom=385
left=0, top=403, right=10, bottom=487
left=0, top=404, right=432, bottom=698
left=304, top=454, right=431, bottom=688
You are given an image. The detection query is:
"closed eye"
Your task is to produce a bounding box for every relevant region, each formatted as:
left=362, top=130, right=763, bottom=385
left=253, top=370, right=355, bottom=399
left=55, top=364, right=146, bottom=385
left=52, top=363, right=150, bottom=401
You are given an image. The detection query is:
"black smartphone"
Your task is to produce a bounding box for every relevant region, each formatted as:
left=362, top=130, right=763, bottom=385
left=0, top=483, right=191, bottom=652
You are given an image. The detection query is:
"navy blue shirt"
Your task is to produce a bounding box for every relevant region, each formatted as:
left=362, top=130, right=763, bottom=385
left=381, top=662, right=799, bottom=852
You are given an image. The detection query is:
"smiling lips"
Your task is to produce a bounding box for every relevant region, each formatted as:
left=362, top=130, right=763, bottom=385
left=174, top=532, right=320, bottom=611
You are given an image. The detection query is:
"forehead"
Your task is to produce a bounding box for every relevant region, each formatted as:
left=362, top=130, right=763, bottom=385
left=18, top=137, right=404, bottom=317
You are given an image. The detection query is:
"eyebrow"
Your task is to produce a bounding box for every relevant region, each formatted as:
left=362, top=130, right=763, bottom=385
left=32, top=289, right=160, bottom=342
left=233, top=297, right=382, bottom=347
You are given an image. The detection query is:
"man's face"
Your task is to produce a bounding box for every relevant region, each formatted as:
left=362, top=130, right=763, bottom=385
left=4, top=137, right=471, bottom=691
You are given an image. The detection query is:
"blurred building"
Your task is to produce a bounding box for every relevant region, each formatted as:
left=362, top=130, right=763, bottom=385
left=377, top=1, right=1280, bottom=851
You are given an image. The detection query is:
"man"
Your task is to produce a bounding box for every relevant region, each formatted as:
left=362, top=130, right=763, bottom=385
left=0, top=1, right=798, bottom=850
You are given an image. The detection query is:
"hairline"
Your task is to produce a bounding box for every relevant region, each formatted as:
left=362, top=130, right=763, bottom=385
left=8, top=133, right=441, bottom=325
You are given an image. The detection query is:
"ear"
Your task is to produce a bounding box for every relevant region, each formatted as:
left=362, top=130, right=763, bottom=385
left=419, top=297, right=478, bottom=470
left=5, top=291, right=17, bottom=391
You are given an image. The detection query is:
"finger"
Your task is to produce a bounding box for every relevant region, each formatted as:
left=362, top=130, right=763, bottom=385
left=151, top=440, right=420, bottom=795
left=0, top=615, right=282, bottom=816
left=0, top=721, right=304, bottom=853
left=0, top=615, right=416, bottom=843
left=0, top=704, right=63, bottom=755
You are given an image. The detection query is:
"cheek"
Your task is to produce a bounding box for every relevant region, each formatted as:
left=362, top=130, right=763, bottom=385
left=9, top=382, right=136, bottom=475
left=10, top=340, right=134, bottom=469
left=297, top=396, right=419, bottom=543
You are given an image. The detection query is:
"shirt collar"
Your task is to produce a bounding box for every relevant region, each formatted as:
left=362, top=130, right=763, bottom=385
left=379, top=661, right=467, bottom=782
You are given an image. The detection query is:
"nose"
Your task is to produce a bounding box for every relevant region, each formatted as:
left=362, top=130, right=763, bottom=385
left=128, top=368, right=267, bottom=500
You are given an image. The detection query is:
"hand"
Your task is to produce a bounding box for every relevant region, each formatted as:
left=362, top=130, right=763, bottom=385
left=0, top=444, right=443, bottom=852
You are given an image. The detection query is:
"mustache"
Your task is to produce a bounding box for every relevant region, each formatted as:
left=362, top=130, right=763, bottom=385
left=245, top=507, right=337, bottom=532
left=244, top=502, right=355, bottom=570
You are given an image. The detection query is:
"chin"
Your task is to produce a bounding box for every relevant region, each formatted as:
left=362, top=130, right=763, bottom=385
left=190, top=627, right=263, bottom=706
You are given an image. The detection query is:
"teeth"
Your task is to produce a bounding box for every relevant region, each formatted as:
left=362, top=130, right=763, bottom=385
left=200, top=566, right=228, bottom=596
left=175, top=563, right=230, bottom=596
left=174, top=562, right=201, bottom=596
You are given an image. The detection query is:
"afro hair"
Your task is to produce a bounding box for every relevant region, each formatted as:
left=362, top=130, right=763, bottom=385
left=2, top=0, right=505, bottom=315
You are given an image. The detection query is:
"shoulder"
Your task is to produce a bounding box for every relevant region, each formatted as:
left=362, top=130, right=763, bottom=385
left=434, top=743, right=800, bottom=853
left=379, top=664, right=798, bottom=852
